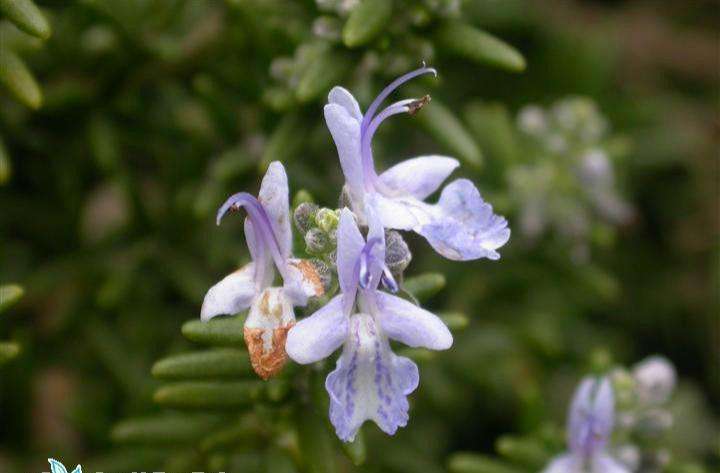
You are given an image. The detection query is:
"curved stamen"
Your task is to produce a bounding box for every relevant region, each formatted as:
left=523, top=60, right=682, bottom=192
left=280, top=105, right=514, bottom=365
left=381, top=266, right=399, bottom=293
left=361, top=65, right=437, bottom=134
left=216, top=192, right=288, bottom=279
left=358, top=237, right=382, bottom=289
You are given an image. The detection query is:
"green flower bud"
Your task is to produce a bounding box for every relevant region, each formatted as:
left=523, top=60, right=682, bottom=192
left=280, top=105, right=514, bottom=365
left=315, top=207, right=339, bottom=233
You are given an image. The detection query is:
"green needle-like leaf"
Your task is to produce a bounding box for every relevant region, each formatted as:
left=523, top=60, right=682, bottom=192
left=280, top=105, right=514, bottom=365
left=0, top=46, right=42, bottom=109
left=448, top=453, right=524, bottom=473
left=296, top=52, right=350, bottom=103
left=0, top=284, right=23, bottom=313
left=297, top=407, right=337, bottom=473
left=440, top=312, right=469, bottom=331
left=111, top=413, right=224, bottom=444
left=495, top=436, right=551, bottom=469
left=0, top=0, right=51, bottom=40
left=154, top=381, right=264, bottom=409
left=403, top=273, right=446, bottom=301
left=182, top=315, right=246, bottom=346
left=414, top=97, right=483, bottom=168
left=340, top=429, right=366, bottom=466
left=152, top=348, right=252, bottom=380
left=436, top=22, right=525, bottom=72
left=342, top=0, right=392, bottom=48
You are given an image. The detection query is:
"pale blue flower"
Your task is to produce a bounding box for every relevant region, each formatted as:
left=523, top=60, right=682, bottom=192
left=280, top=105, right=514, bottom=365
left=543, top=376, right=630, bottom=473
left=286, top=206, right=453, bottom=441
left=201, top=161, right=323, bottom=379
left=49, top=459, right=82, bottom=473
left=323, top=66, right=510, bottom=261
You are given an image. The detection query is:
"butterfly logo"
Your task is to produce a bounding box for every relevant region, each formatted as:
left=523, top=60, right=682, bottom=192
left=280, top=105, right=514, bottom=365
left=48, top=458, right=82, bottom=473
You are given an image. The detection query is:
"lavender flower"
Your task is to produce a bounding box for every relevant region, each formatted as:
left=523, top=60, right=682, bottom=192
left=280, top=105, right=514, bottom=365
left=286, top=206, right=453, bottom=441
left=201, top=162, right=324, bottom=379
left=323, top=66, right=510, bottom=261
left=543, top=376, right=629, bottom=473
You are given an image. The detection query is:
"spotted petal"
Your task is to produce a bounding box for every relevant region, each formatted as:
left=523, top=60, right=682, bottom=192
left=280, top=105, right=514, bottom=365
left=258, top=161, right=292, bottom=259
left=374, top=292, right=452, bottom=350
left=417, top=179, right=510, bottom=261
left=379, top=155, right=459, bottom=200
left=201, top=263, right=257, bottom=321
left=286, top=295, right=346, bottom=364
left=325, top=313, right=418, bottom=442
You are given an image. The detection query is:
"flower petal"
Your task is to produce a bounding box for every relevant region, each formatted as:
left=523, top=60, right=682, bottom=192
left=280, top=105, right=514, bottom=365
left=325, top=313, right=418, bottom=442
left=286, top=295, right=346, bottom=364
left=324, top=103, right=364, bottom=207
left=201, top=263, right=256, bottom=321
left=374, top=292, right=453, bottom=350
left=258, top=161, right=292, bottom=259
left=245, top=218, right=273, bottom=288
left=379, top=155, right=459, bottom=200
left=337, top=208, right=364, bottom=299
left=283, top=258, right=325, bottom=306
left=328, top=86, right=362, bottom=122
left=568, top=376, right=614, bottom=456
left=417, top=179, right=510, bottom=261
left=592, top=454, right=631, bottom=473
left=368, top=192, right=430, bottom=231
left=244, top=287, right=295, bottom=379
left=541, top=454, right=581, bottom=473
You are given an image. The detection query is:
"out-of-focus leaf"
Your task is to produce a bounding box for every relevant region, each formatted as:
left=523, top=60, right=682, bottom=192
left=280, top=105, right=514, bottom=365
left=265, top=448, right=298, bottom=473
left=0, top=46, right=42, bottom=109
left=0, top=0, right=51, bottom=40
left=0, top=284, right=23, bottom=313
left=199, top=418, right=262, bottom=453
left=296, top=406, right=337, bottom=473
left=261, top=112, right=305, bottom=168
left=397, top=347, right=435, bottom=362
left=83, top=448, right=169, bottom=473
left=0, top=341, right=20, bottom=363
left=340, top=429, right=366, bottom=466
left=448, top=453, right=523, bottom=473
left=342, top=0, right=392, bottom=48
left=154, top=381, right=263, bottom=409
left=111, top=413, right=224, bottom=444
left=0, top=136, right=8, bottom=184
left=404, top=273, right=446, bottom=301
left=414, top=97, right=483, bottom=168
left=296, top=52, right=350, bottom=103
left=152, top=348, right=252, bottom=380
left=88, top=115, right=121, bottom=173
left=495, top=436, right=550, bottom=468
left=182, top=316, right=246, bottom=346
left=440, top=312, right=469, bottom=331
left=436, top=22, right=525, bottom=72
left=464, top=102, right=519, bottom=165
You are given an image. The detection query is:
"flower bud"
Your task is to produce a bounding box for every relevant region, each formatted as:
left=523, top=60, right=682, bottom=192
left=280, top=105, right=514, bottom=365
left=294, top=202, right=319, bottom=234
left=315, top=207, right=339, bottom=233
left=632, top=356, right=676, bottom=405
left=305, top=227, right=330, bottom=254
left=385, top=230, right=411, bottom=274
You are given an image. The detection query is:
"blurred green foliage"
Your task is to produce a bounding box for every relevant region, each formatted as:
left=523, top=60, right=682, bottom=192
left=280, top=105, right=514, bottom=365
left=0, top=0, right=717, bottom=472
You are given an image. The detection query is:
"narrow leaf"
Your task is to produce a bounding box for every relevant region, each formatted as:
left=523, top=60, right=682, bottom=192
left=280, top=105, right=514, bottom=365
left=414, top=97, right=483, bottom=168
left=440, top=312, right=469, bottom=331
left=448, top=453, right=523, bottom=473
left=495, top=436, right=551, bottom=468
left=342, top=0, right=392, bottom=48
left=436, top=22, right=525, bottom=72
left=111, top=414, right=224, bottom=444
left=182, top=315, right=246, bottom=346
left=403, top=273, right=446, bottom=301
left=154, top=381, right=263, bottom=409
left=296, top=52, right=350, bottom=103
left=296, top=407, right=337, bottom=473
left=340, top=429, right=366, bottom=466
left=152, top=348, right=252, bottom=380
left=0, top=284, right=23, bottom=313
left=0, top=46, right=42, bottom=109
left=0, top=0, right=51, bottom=40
